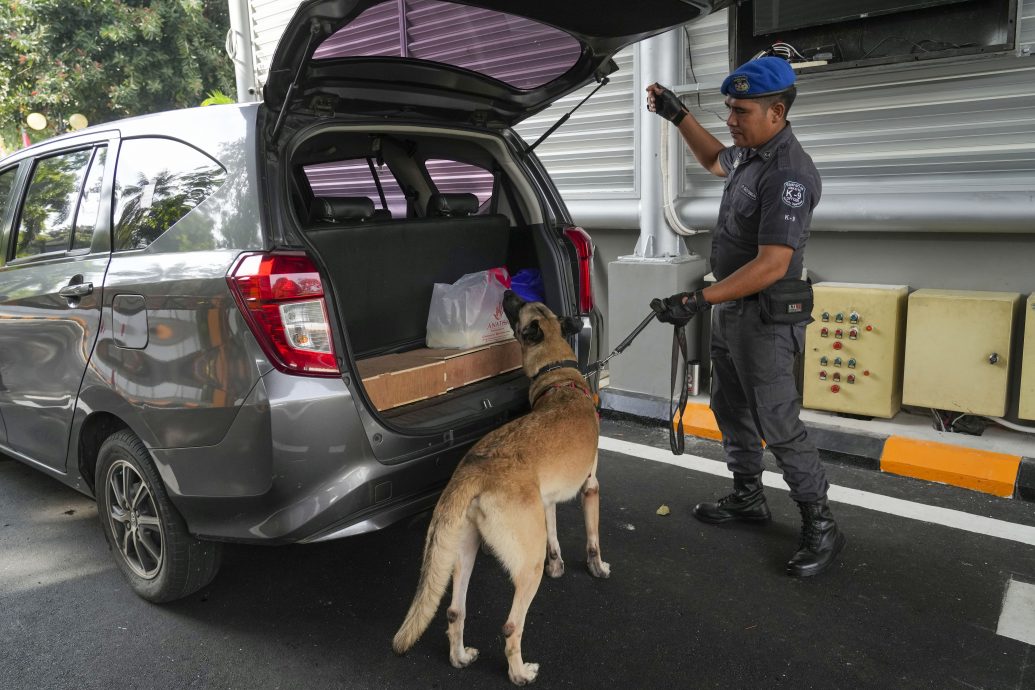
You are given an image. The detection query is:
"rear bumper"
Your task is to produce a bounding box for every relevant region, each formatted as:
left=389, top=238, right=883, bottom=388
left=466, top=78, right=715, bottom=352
left=151, top=370, right=468, bottom=544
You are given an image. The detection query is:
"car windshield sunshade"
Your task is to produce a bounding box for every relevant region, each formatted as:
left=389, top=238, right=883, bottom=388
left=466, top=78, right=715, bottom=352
left=312, top=0, right=583, bottom=90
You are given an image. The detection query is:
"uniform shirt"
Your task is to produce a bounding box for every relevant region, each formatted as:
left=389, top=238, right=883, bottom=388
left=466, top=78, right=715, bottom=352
left=711, top=123, right=821, bottom=282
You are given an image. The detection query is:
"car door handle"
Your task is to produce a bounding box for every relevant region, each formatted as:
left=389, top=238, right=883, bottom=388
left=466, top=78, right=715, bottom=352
left=59, top=282, right=94, bottom=298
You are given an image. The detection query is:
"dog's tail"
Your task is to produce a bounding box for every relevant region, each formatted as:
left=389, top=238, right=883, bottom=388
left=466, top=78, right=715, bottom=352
left=392, top=471, right=482, bottom=655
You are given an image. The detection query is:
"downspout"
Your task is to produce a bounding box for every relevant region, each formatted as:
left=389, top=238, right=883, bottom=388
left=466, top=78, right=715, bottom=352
left=227, top=0, right=260, bottom=103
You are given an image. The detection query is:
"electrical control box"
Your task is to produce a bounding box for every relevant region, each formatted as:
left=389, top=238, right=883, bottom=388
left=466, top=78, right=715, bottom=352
left=1020, top=294, right=1035, bottom=421
left=803, top=283, right=909, bottom=418
left=903, top=289, right=1021, bottom=417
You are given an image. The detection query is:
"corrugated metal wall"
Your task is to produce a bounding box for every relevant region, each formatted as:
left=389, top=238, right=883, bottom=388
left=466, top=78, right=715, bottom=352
left=679, top=4, right=1035, bottom=233
left=250, top=0, right=304, bottom=87
left=513, top=47, right=639, bottom=198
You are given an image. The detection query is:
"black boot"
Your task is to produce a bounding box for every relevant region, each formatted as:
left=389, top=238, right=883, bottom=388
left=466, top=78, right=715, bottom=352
left=786, top=498, right=846, bottom=577
left=693, top=473, right=772, bottom=524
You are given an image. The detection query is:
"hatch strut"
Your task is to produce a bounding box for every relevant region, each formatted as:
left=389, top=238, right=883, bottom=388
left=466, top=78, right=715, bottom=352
left=367, top=158, right=389, bottom=211
left=523, top=76, right=610, bottom=157
left=272, top=18, right=325, bottom=141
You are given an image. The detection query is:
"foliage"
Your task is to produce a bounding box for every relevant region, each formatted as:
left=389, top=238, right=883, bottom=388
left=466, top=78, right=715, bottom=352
left=0, top=0, right=235, bottom=148
left=201, top=89, right=236, bottom=106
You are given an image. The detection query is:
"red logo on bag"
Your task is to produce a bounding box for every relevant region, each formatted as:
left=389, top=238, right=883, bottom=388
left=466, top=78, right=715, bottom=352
left=494, top=302, right=505, bottom=320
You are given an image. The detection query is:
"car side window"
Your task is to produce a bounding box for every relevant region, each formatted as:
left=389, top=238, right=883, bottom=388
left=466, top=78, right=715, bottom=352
left=424, top=159, right=494, bottom=212
left=112, top=137, right=226, bottom=251
left=72, top=147, right=108, bottom=251
left=14, top=149, right=94, bottom=259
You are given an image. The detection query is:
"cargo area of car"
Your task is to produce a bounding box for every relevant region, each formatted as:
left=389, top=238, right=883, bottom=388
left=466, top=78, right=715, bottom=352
left=287, top=125, right=569, bottom=430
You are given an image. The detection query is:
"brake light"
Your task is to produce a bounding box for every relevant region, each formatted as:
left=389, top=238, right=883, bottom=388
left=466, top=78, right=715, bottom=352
left=563, top=226, right=594, bottom=313
left=227, top=252, right=339, bottom=376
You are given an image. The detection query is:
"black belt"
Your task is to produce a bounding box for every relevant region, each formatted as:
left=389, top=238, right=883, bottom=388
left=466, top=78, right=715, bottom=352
left=741, top=293, right=759, bottom=302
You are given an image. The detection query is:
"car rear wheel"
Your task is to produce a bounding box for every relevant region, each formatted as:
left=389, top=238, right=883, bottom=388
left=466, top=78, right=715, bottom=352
left=96, top=430, right=222, bottom=603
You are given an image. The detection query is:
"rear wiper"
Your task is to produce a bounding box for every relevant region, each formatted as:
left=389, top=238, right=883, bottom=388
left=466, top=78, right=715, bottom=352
left=523, top=76, right=610, bottom=157
left=272, top=18, right=325, bottom=141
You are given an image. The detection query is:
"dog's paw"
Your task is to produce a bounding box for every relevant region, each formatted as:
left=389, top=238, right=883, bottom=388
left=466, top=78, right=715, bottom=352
left=509, top=662, right=539, bottom=685
left=450, top=646, right=479, bottom=668
left=587, top=558, right=611, bottom=579
left=545, top=557, right=565, bottom=579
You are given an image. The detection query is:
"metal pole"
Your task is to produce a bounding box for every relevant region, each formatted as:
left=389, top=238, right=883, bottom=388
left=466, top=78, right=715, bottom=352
left=227, top=0, right=259, bottom=103
left=634, top=29, right=689, bottom=259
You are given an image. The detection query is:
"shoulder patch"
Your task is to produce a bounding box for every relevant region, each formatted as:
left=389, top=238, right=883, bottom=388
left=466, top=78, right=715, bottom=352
left=781, top=181, right=806, bottom=208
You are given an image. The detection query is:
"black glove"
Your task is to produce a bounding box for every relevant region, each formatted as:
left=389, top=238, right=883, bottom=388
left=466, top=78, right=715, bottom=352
left=647, top=84, right=688, bottom=126
left=650, top=290, right=709, bottom=327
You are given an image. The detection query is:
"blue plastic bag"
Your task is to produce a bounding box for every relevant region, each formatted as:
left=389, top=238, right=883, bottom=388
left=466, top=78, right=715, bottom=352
left=510, top=268, right=544, bottom=303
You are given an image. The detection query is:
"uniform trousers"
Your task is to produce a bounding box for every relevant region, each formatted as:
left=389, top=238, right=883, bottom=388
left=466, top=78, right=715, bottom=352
left=708, top=298, right=829, bottom=502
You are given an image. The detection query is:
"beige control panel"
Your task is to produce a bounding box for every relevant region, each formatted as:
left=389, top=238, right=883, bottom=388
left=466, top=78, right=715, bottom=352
left=903, top=289, right=1021, bottom=417
left=803, top=283, right=909, bottom=418
left=1018, top=294, right=1035, bottom=421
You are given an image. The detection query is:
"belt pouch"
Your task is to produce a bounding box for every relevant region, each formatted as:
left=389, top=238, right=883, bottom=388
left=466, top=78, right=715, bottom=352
left=759, top=278, right=813, bottom=325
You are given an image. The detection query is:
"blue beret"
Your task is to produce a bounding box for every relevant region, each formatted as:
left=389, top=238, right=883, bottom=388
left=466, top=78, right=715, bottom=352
left=720, top=57, right=796, bottom=98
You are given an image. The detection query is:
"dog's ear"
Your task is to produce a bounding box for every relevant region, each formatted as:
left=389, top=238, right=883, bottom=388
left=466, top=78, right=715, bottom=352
left=560, top=316, right=582, bottom=338
left=520, top=319, right=544, bottom=344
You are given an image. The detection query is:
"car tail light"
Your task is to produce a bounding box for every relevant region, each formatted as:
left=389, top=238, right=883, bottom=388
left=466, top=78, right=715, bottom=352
left=563, top=226, right=594, bottom=313
left=227, top=252, right=339, bottom=376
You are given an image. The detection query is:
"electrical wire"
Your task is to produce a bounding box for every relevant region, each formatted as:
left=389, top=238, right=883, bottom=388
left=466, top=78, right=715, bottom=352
left=985, top=416, right=1035, bottom=434
left=683, top=25, right=726, bottom=123
left=930, top=408, right=946, bottom=432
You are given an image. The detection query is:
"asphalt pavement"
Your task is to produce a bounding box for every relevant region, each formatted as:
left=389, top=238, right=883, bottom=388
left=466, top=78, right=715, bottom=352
left=2, top=417, right=1033, bottom=689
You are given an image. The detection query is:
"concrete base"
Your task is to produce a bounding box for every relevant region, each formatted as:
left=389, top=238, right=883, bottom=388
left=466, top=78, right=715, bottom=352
left=606, top=255, right=709, bottom=400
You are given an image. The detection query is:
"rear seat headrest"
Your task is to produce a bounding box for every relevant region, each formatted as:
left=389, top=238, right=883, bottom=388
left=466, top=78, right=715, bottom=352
left=426, top=193, right=479, bottom=218
left=311, top=197, right=375, bottom=223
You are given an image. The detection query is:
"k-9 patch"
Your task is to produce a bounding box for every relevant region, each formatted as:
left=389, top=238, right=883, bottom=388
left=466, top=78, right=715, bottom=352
left=781, top=181, right=806, bottom=208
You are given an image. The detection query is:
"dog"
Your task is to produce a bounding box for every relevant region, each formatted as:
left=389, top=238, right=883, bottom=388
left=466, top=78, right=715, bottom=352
left=392, top=290, right=608, bottom=685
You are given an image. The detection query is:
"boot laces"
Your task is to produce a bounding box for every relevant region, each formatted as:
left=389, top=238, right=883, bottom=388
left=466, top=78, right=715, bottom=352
left=717, top=490, right=741, bottom=506
left=797, top=504, right=820, bottom=549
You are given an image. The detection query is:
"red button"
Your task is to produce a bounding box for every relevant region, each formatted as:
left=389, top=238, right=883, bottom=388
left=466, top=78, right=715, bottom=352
left=866, top=325, right=873, bottom=331
left=833, top=342, right=843, bottom=350
left=863, top=370, right=870, bottom=376
left=831, top=385, right=841, bottom=393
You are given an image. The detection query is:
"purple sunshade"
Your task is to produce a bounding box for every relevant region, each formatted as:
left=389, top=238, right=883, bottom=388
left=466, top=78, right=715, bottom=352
left=313, top=0, right=582, bottom=90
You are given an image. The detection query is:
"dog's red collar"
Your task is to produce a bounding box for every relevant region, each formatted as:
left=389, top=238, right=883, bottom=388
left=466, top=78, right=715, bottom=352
left=531, top=380, right=594, bottom=409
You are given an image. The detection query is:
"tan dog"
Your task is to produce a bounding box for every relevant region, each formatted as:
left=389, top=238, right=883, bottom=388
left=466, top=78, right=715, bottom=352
left=392, top=290, right=608, bottom=685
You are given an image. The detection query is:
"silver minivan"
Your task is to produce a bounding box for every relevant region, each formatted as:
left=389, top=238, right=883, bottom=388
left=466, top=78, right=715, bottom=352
left=0, top=0, right=716, bottom=601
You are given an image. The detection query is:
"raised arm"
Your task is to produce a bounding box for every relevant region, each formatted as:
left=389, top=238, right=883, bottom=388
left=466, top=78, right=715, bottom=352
left=646, top=83, right=727, bottom=178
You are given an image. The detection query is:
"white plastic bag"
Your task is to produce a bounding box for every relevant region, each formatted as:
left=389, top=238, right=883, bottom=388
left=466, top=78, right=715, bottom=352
left=426, top=268, right=513, bottom=349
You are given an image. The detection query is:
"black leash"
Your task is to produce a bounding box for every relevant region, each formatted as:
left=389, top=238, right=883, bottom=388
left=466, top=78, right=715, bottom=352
left=581, top=310, right=696, bottom=456
left=669, top=323, right=692, bottom=456
left=583, top=310, right=658, bottom=378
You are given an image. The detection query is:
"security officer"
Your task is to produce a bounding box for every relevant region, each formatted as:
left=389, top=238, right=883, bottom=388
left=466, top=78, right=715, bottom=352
left=646, top=57, right=845, bottom=577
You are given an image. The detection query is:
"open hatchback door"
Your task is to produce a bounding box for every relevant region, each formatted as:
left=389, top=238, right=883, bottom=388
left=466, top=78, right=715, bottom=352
left=264, top=0, right=726, bottom=127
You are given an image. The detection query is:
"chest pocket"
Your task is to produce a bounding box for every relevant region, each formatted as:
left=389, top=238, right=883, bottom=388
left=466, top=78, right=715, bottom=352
left=727, top=183, right=760, bottom=238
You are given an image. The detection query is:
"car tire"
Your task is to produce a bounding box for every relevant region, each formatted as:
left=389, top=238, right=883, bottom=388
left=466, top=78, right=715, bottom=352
left=95, top=429, right=222, bottom=603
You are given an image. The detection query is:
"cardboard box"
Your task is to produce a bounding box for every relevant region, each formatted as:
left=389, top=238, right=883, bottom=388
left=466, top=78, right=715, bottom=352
left=357, top=339, right=522, bottom=411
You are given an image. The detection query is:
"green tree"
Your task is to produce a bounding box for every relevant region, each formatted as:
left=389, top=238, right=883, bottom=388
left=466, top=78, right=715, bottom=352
left=0, top=0, right=235, bottom=147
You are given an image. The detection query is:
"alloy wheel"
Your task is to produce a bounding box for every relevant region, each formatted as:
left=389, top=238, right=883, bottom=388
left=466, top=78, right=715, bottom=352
left=105, top=458, right=165, bottom=579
